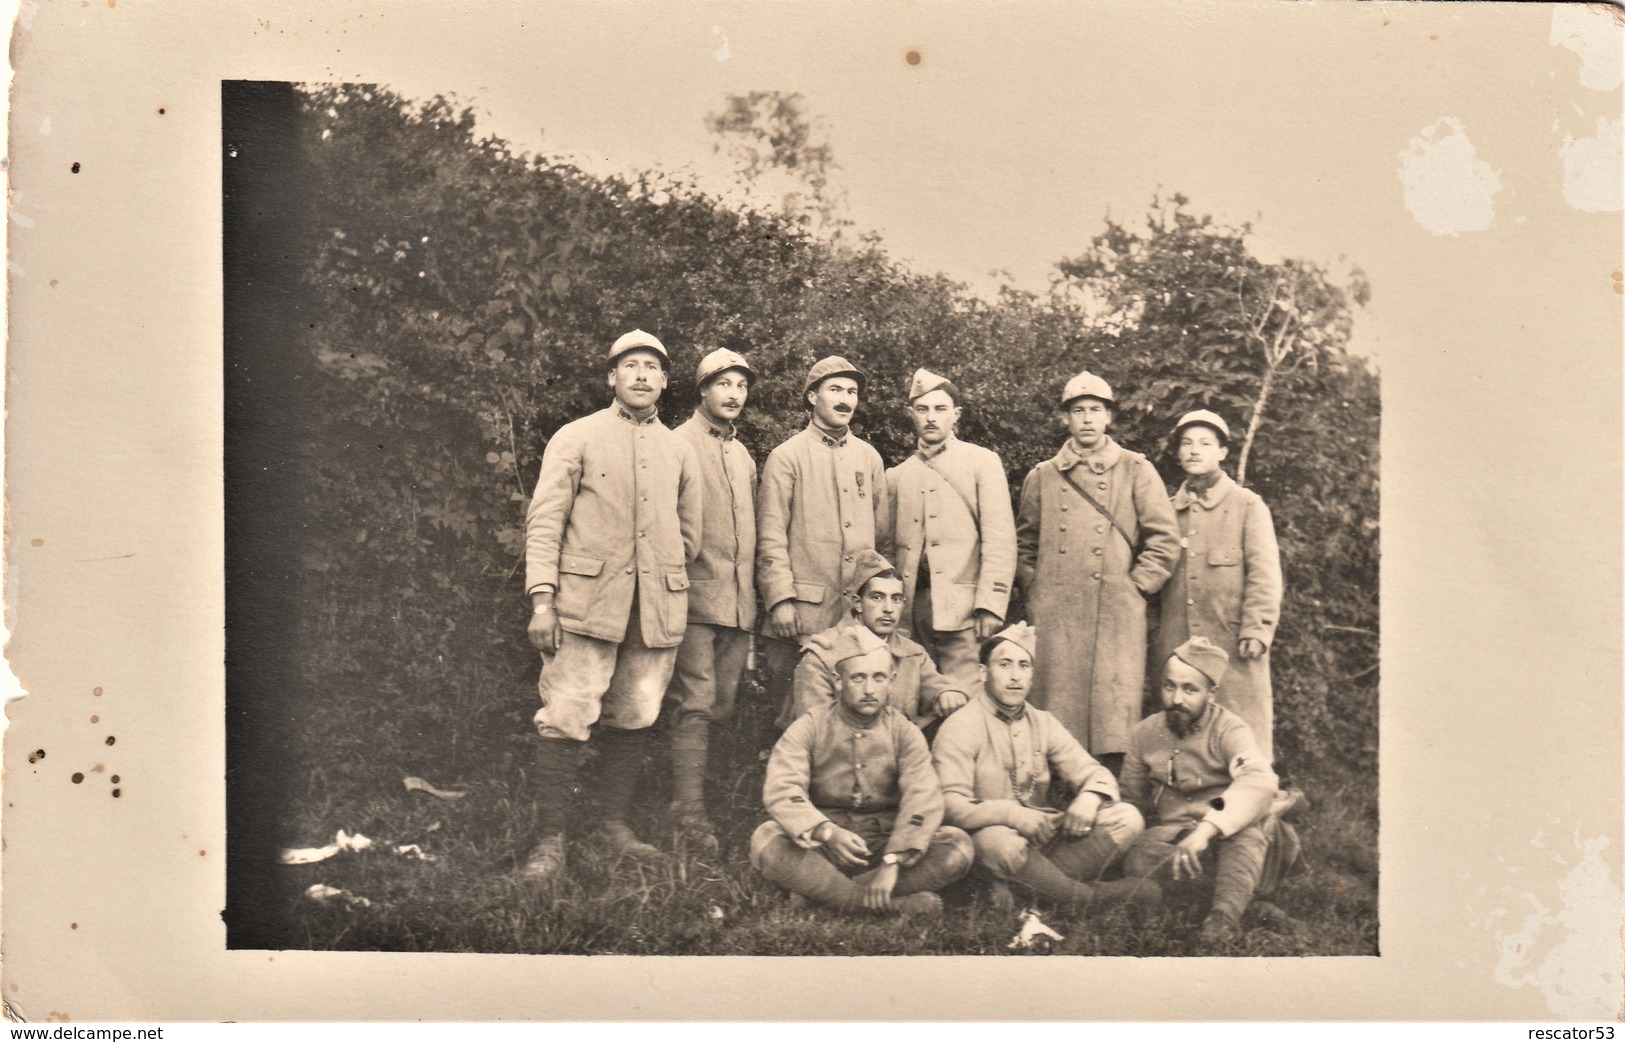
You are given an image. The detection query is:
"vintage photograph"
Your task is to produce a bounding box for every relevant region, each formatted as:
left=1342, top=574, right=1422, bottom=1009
left=6, top=0, right=1621, bottom=1021
left=224, top=12, right=1384, bottom=957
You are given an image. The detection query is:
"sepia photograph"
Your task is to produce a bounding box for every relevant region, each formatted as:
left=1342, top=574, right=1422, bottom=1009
left=6, top=0, right=1621, bottom=1021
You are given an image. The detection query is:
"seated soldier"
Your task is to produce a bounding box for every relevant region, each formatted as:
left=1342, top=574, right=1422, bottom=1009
left=749, top=626, right=973, bottom=915
left=932, top=621, right=1159, bottom=912
left=784, top=549, right=969, bottom=731
left=1120, top=637, right=1302, bottom=944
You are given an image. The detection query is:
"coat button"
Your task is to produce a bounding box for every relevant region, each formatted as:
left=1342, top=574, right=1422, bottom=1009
left=625, top=566, right=634, bottom=574
left=1059, top=547, right=1067, bottom=555
left=1092, top=572, right=1101, bottom=580
left=1097, top=525, right=1105, bottom=534
left=1188, top=599, right=1196, bottom=606
left=1097, top=482, right=1107, bottom=491
left=1060, top=504, right=1068, bottom=512
left=1059, top=525, right=1067, bottom=532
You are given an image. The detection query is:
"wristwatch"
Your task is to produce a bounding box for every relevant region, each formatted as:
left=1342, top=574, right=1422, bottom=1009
left=881, top=852, right=904, bottom=867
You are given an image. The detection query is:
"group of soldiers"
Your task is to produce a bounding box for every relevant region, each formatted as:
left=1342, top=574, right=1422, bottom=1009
left=519, top=329, right=1304, bottom=944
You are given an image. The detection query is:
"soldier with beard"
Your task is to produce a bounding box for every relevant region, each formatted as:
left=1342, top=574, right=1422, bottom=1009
left=1118, top=637, right=1302, bottom=944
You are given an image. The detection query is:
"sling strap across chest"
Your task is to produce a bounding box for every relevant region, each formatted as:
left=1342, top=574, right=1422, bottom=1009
left=1056, top=464, right=1138, bottom=556
left=916, top=452, right=979, bottom=524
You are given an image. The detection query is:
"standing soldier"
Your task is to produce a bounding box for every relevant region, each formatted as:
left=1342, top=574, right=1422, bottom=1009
left=882, top=368, right=1017, bottom=693
left=1015, top=371, right=1181, bottom=773
left=519, top=329, right=703, bottom=887
left=666, top=349, right=758, bottom=850
left=756, top=356, right=888, bottom=724
left=1152, top=410, right=1283, bottom=763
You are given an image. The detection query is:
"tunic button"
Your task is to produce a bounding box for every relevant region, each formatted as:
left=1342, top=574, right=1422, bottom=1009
left=1092, top=547, right=1102, bottom=555
left=1188, top=599, right=1196, bottom=606
left=1060, top=504, right=1068, bottom=512
left=1092, top=572, right=1101, bottom=580
left=1059, top=547, right=1067, bottom=555
left=625, top=566, right=634, bottom=574
left=1097, top=525, right=1105, bottom=534
left=1059, top=525, right=1067, bottom=532
left=845, top=555, right=853, bottom=562
left=844, top=521, right=851, bottom=528
left=1097, top=482, right=1107, bottom=491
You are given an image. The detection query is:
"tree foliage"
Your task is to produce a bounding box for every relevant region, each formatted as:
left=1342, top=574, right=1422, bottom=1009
left=286, top=87, right=1378, bottom=788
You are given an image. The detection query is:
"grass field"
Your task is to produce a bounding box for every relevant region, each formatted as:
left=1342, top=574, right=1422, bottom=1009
left=264, top=662, right=1377, bottom=957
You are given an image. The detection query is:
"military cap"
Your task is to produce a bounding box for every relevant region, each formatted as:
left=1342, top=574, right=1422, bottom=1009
left=1060, top=370, right=1114, bottom=408
left=907, top=367, right=960, bottom=402
left=979, top=620, right=1037, bottom=664
left=695, top=348, right=754, bottom=387
left=608, top=329, right=669, bottom=368
left=1171, top=636, right=1229, bottom=686
left=1173, top=409, right=1231, bottom=443
left=851, top=549, right=897, bottom=596
left=825, top=624, right=892, bottom=670
left=803, top=355, right=867, bottom=396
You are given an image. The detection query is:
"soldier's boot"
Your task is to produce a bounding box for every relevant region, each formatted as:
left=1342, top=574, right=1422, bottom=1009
left=670, top=717, right=719, bottom=854
left=1013, top=850, right=1162, bottom=912
left=593, top=726, right=663, bottom=861
left=518, top=738, right=583, bottom=887
left=892, top=892, right=944, bottom=917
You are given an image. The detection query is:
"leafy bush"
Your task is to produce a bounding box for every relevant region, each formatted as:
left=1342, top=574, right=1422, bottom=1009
left=287, top=85, right=1377, bottom=798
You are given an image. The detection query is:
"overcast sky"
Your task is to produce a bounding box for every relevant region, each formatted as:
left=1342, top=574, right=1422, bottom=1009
left=343, top=1, right=1625, bottom=365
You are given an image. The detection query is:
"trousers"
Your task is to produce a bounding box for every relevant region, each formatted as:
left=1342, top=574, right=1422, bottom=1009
left=1122, top=816, right=1290, bottom=922
left=909, top=581, right=982, bottom=694
left=534, top=605, right=678, bottom=742
left=668, top=622, right=751, bottom=726
left=969, top=801, right=1144, bottom=882
left=749, top=819, right=974, bottom=907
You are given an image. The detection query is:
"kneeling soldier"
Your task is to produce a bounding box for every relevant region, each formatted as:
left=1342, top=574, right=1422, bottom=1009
left=1120, top=637, right=1302, bottom=944
left=787, top=549, right=969, bottom=731
left=933, top=622, right=1159, bottom=913
left=749, top=626, right=973, bottom=915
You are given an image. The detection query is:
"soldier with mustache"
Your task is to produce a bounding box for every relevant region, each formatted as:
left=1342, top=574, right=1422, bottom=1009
left=881, top=368, right=1018, bottom=694
left=1118, top=637, right=1303, bottom=944
left=664, top=348, right=758, bottom=851
left=518, top=330, right=703, bottom=887
left=785, top=549, right=969, bottom=732
left=749, top=625, right=973, bottom=916
left=756, top=356, right=889, bottom=727
left=932, top=622, right=1159, bottom=913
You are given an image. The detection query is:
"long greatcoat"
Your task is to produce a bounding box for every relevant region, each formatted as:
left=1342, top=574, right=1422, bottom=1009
left=1015, top=437, right=1181, bottom=756
left=524, top=404, right=703, bottom=648
left=882, top=437, right=1017, bottom=634
left=1152, top=472, right=1282, bottom=761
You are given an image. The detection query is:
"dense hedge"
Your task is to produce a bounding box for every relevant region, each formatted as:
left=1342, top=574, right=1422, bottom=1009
left=288, top=85, right=1378, bottom=783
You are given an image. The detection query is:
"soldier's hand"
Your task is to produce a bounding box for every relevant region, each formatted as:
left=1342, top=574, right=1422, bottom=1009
left=973, top=610, right=1003, bottom=641
left=1060, top=794, right=1101, bottom=838
left=1173, top=822, right=1218, bottom=880
left=527, top=605, right=563, bottom=655
left=862, top=863, right=899, bottom=911
left=822, top=826, right=872, bottom=869
left=935, top=690, right=970, bottom=716
left=1237, top=638, right=1266, bottom=660
left=768, top=600, right=799, bottom=640
left=1015, top=807, right=1060, bottom=847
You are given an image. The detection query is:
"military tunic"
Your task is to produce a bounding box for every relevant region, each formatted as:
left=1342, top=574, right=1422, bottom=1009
left=756, top=422, right=888, bottom=639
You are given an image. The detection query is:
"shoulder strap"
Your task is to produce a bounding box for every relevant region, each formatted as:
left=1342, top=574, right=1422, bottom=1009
left=917, top=452, right=979, bottom=524
left=1056, top=465, right=1137, bottom=555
